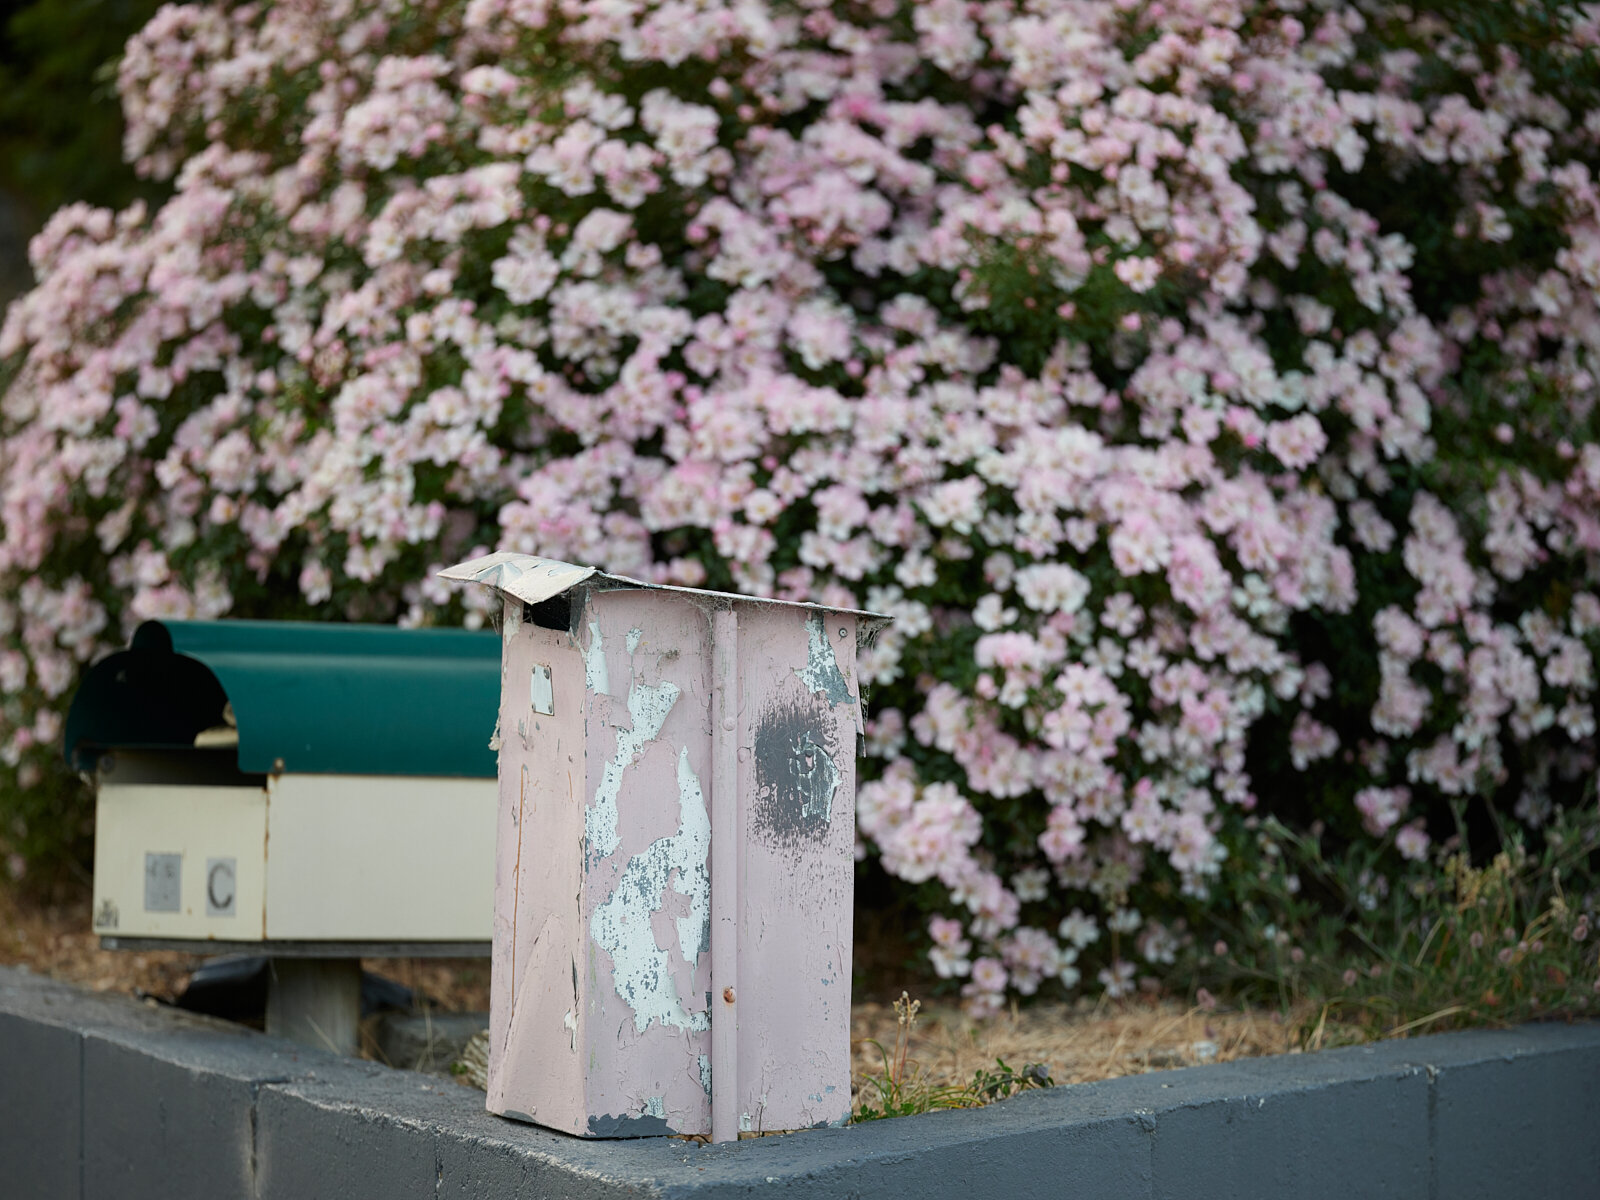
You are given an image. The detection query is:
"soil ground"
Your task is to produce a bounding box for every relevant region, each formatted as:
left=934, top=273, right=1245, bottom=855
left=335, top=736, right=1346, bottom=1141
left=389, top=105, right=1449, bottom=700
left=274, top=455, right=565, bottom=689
left=0, top=883, right=1320, bottom=1095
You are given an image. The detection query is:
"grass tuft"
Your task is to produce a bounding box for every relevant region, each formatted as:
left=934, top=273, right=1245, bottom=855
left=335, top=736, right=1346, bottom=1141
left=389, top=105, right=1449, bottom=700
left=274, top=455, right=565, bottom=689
left=852, top=991, right=1053, bottom=1121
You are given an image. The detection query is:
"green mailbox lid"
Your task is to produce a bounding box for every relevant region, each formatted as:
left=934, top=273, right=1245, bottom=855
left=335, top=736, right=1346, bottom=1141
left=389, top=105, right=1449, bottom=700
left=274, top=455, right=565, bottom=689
left=64, top=619, right=501, bottom=778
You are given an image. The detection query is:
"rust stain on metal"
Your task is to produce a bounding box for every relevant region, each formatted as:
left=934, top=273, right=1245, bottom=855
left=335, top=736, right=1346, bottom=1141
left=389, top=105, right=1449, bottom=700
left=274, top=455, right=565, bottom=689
left=509, top=764, right=527, bottom=1030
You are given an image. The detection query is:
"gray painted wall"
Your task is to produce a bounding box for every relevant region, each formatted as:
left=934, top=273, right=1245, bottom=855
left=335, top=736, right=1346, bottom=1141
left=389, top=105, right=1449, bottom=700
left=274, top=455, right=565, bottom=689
left=3, top=965, right=1597, bottom=1199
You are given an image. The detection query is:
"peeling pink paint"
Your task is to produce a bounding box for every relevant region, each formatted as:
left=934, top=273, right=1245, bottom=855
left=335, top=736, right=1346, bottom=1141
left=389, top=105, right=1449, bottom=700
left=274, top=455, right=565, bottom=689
left=735, top=605, right=861, bottom=1136
left=440, top=553, right=888, bottom=1141
left=487, top=618, right=587, bottom=1130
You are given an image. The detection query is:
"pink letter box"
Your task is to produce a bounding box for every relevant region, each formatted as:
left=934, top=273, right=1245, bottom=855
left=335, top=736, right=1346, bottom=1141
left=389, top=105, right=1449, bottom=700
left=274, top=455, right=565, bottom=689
left=440, top=553, right=889, bottom=1141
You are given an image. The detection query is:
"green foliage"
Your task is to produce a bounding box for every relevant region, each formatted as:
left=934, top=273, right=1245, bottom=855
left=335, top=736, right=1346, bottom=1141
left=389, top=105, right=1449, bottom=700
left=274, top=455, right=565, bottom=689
left=1188, top=802, right=1600, bottom=1045
left=1, top=767, right=91, bottom=890
left=853, top=992, right=1054, bottom=1121
left=0, top=0, right=167, bottom=224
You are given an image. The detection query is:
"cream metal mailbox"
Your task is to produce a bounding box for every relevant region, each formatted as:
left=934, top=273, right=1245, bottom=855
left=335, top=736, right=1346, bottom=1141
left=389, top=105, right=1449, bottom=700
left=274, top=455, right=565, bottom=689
left=63, top=618, right=502, bottom=1051
left=440, top=552, right=888, bottom=1142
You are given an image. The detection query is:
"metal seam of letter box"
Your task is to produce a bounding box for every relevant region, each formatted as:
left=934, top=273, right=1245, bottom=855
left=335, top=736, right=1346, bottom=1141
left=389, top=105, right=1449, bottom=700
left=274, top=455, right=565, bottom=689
left=439, top=552, right=891, bottom=1143
left=710, top=606, right=739, bottom=1144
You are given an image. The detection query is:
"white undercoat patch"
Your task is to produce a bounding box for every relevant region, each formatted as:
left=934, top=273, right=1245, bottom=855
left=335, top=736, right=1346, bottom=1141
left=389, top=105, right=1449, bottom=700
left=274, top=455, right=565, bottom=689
left=583, top=618, right=610, bottom=696
left=590, top=747, right=711, bottom=1033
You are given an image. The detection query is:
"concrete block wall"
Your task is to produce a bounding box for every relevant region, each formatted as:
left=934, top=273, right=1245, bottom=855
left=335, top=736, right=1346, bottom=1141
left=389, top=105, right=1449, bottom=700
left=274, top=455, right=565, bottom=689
left=3, top=965, right=1597, bottom=1199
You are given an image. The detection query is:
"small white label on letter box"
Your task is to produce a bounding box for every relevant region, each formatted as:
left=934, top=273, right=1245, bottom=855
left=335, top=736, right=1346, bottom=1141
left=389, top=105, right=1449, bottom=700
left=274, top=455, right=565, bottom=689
left=531, top=664, right=555, bottom=715
left=144, top=852, right=181, bottom=913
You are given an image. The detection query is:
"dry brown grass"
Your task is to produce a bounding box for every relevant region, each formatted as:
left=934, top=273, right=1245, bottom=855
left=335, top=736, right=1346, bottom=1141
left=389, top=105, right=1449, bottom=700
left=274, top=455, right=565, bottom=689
left=3, top=884, right=1362, bottom=1094
left=0, top=884, right=199, bottom=1000
left=0, top=883, right=495, bottom=1011
left=363, top=956, right=491, bottom=1012
left=851, top=993, right=1353, bottom=1092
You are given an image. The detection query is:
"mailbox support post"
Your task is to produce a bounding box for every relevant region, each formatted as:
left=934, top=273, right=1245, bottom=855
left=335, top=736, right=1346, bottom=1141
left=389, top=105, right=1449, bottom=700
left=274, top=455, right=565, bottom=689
left=266, top=957, right=362, bottom=1055
left=710, top=607, right=739, bottom=1145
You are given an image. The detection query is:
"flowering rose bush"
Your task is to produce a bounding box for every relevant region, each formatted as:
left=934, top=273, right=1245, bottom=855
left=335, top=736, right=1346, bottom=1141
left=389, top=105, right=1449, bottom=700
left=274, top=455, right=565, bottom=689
left=4, top=0, right=1600, bottom=1008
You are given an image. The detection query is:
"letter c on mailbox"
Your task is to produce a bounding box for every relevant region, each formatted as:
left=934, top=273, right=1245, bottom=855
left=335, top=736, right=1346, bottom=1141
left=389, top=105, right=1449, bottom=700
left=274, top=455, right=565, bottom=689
left=205, top=857, right=237, bottom=917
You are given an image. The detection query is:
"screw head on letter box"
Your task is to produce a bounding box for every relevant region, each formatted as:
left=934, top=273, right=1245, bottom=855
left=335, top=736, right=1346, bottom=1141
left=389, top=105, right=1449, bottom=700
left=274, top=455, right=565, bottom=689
left=439, top=552, right=890, bottom=1141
